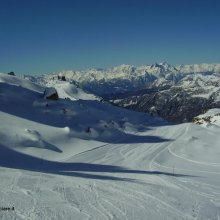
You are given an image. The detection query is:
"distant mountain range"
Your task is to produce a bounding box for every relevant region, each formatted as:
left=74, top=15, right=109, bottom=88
left=39, top=62, right=220, bottom=122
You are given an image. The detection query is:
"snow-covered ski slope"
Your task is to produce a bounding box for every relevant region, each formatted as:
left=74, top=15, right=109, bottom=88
left=0, top=73, right=220, bottom=220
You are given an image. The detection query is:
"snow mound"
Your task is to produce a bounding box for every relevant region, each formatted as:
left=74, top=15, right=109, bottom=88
left=0, top=72, right=44, bottom=93
left=193, top=108, right=220, bottom=127
left=41, top=78, right=99, bottom=100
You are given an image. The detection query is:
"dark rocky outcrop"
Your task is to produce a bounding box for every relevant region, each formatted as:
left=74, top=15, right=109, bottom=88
left=43, top=87, right=59, bottom=100
left=7, top=71, right=15, bottom=76
left=58, top=75, right=66, bottom=81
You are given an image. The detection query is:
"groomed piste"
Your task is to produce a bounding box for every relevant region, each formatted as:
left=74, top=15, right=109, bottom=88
left=0, top=73, right=220, bottom=219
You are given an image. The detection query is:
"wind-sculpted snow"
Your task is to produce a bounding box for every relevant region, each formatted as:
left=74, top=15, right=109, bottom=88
left=1, top=73, right=220, bottom=219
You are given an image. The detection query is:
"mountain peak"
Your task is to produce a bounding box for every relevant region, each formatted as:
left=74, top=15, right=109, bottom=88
left=112, top=64, right=135, bottom=73
left=149, top=62, right=177, bottom=75
left=159, top=61, right=171, bottom=67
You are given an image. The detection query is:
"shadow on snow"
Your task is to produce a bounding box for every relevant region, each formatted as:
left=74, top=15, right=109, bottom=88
left=0, top=144, right=195, bottom=182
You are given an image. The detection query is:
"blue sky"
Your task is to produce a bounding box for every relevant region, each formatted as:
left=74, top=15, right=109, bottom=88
left=0, top=0, right=220, bottom=74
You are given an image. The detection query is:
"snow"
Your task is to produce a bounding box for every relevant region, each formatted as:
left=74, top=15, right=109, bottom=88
left=43, top=78, right=99, bottom=101
left=0, top=73, right=44, bottom=93
left=1, top=73, right=220, bottom=219
left=53, top=62, right=220, bottom=87
left=40, top=62, right=220, bottom=99
left=177, top=63, right=220, bottom=74
left=193, top=108, right=220, bottom=127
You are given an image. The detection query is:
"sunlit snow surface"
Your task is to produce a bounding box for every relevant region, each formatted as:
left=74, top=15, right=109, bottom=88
left=0, top=73, right=220, bottom=220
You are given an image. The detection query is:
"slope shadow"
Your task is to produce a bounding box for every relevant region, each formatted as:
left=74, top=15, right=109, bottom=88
left=0, top=84, right=172, bottom=144
left=0, top=144, right=194, bottom=182
left=0, top=83, right=174, bottom=130
left=19, top=139, right=63, bottom=153
left=96, top=131, right=172, bottom=144
left=0, top=83, right=69, bottom=126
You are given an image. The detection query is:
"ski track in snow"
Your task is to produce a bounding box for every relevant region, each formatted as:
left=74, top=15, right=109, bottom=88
left=1, top=73, right=220, bottom=219
left=1, top=123, right=220, bottom=220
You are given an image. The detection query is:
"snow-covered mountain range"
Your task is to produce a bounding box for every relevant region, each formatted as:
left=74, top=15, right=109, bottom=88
left=52, top=62, right=220, bottom=94
left=1, top=72, right=220, bottom=219
left=40, top=62, right=220, bottom=122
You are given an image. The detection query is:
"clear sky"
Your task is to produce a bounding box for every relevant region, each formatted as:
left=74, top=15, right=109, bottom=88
left=0, top=0, right=220, bottom=75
